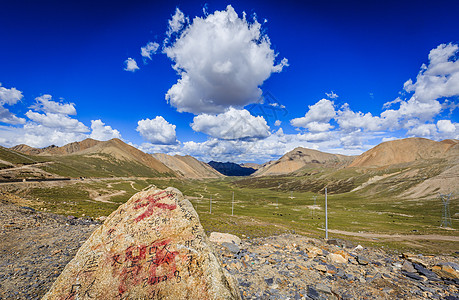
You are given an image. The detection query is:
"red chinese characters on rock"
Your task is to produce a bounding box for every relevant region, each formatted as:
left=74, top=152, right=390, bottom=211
left=133, top=191, right=177, bottom=222
left=115, top=239, right=180, bottom=296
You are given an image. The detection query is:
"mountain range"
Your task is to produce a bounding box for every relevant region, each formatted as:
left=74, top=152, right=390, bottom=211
left=2, top=137, right=458, bottom=198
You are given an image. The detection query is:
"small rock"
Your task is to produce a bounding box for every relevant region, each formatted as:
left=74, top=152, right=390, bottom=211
left=402, top=261, right=416, bottom=273
left=356, top=255, right=369, bottom=265
left=307, top=286, right=320, bottom=299
left=432, top=264, right=459, bottom=280
left=413, top=263, right=440, bottom=281
left=327, top=253, right=347, bottom=264
left=327, top=239, right=339, bottom=246
left=209, top=232, right=242, bottom=245
left=402, top=271, right=424, bottom=281
left=315, top=265, right=327, bottom=272
left=222, top=242, right=240, bottom=254
left=315, top=283, right=332, bottom=294
left=352, top=245, right=364, bottom=252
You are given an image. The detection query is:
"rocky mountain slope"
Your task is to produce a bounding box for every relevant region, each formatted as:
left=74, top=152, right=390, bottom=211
left=347, top=138, right=459, bottom=198
left=253, top=147, right=354, bottom=177
left=349, top=138, right=458, bottom=168
left=152, top=153, right=224, bottom=179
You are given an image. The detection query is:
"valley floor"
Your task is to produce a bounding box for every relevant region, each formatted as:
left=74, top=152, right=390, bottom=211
left=1, top=200, right=458, bottom=300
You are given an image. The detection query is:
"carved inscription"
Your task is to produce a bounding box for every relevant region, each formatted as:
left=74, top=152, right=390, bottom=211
left=114, top=239, right=180, bottom=296
left=133, top=191, right=176, bottom=222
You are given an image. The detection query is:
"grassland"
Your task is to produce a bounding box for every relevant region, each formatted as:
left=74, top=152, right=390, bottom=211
left=6, top=175, right=457, bottom=255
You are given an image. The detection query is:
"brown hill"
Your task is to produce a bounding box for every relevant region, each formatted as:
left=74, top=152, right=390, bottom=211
left=11, top=138, right=102, bottom=156
left=11, top=138, right=176, bottom=176
left=253, top=147, right=354, bottom=177
left=152, top=153, right=223, bottom=179
left=75, top=139, right=174, bottom=174
left=348, top=137, right=459, bottom=168
left=10, top=144, right=44, bottom=155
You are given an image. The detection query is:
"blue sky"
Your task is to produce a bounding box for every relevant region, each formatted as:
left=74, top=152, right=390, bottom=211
left=0, top=0, right=458, bottom=163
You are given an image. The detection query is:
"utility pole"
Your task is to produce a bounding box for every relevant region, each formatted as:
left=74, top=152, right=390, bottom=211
left=325, top=187, right=328, bottom=239
left=231, top=191, right=234, bottom=216
left=210, top=195, right=212, bottom=214
left=312, top=196, right=317, bottom=218
left=440, top=193, right=452, bottom=227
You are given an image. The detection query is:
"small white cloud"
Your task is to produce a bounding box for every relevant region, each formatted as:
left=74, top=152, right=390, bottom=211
left=0, top=83, right=23, bottom=105
left=0, top=83, right=25, bottom=125
left=191, top=108, right=270, bottom=140
left=124, top=58, right=139, bottom=72
left=163, top=5, right=288, bottom=114
left=136, top=116, right=178, bottom=145
left=167, top=7, right=188, bottom=37
left=325, top=91, right=338, bottom=99
left=297, top=131, right=332, bottom=142
left=32, top=94, right=77, bottom=115
left=25, top=111, right=89, bottom=132
left=337, top=104, right=385, bottom=132
left=407, top=123, right=438, bottom=137
left=274, top=120, right=281, bottom=126
left=89, top=119, right=121, bottom=141
left=305, top=121, right=334, bottom=132
left=290, top=99, right=336, bottom=129
left=437, top=119, right=456, bottom=133
left=141, top=42, right=160, bottom=60
left=0, top=106, right=26, bottom=125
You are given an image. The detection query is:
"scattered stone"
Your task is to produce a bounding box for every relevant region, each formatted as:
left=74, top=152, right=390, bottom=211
left=42, top=187, right=241, bottom=300
left=209, top=232, right=242, bottom=246
left=357, top=255, right=370, bottom=265
left=315, top=283, right=332, bottom=294
left=352, top=245, right=364, bottom=251
left=222, top=242, right=240, bottom=254
left=402, top=271, right=424, bottom=281
left=432, top=264, right=459, bottom=279
left=327, top=253, right=347, bottom=264
left=413, top=263, right=441, bottom=281
left=402, top=260, right=417, bottom=273
left=307, top=286, right=320, bottom=299
left=315, top=265, right=327, bottom=272
left=327, top=239, right=339, bottom=246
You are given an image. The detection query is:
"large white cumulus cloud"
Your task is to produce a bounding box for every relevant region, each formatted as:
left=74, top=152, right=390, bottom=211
left=191, top=108, right=270, bottom=140
left=136, top=116, right=178, bottom=145
left=164, top=5, right=288, bottom=114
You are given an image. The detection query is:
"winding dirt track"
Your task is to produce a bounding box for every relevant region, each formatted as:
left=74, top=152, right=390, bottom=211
left=326, top=229, right=459, bottom=242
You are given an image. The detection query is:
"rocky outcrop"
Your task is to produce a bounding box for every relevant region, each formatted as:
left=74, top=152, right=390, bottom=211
left=43, top=187, right=240, bottom=299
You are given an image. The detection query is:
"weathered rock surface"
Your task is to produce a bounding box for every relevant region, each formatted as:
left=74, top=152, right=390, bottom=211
left=43, top=187, right=240, bottom=300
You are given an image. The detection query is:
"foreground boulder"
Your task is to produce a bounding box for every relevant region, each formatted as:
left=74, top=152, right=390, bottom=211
left=43, top=187, right=241, bottom=300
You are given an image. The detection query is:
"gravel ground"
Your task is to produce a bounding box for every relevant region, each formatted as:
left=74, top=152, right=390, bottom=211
left=1, top=199, right=458, bottom=300
left=0, top=201, right=98, bottom=299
